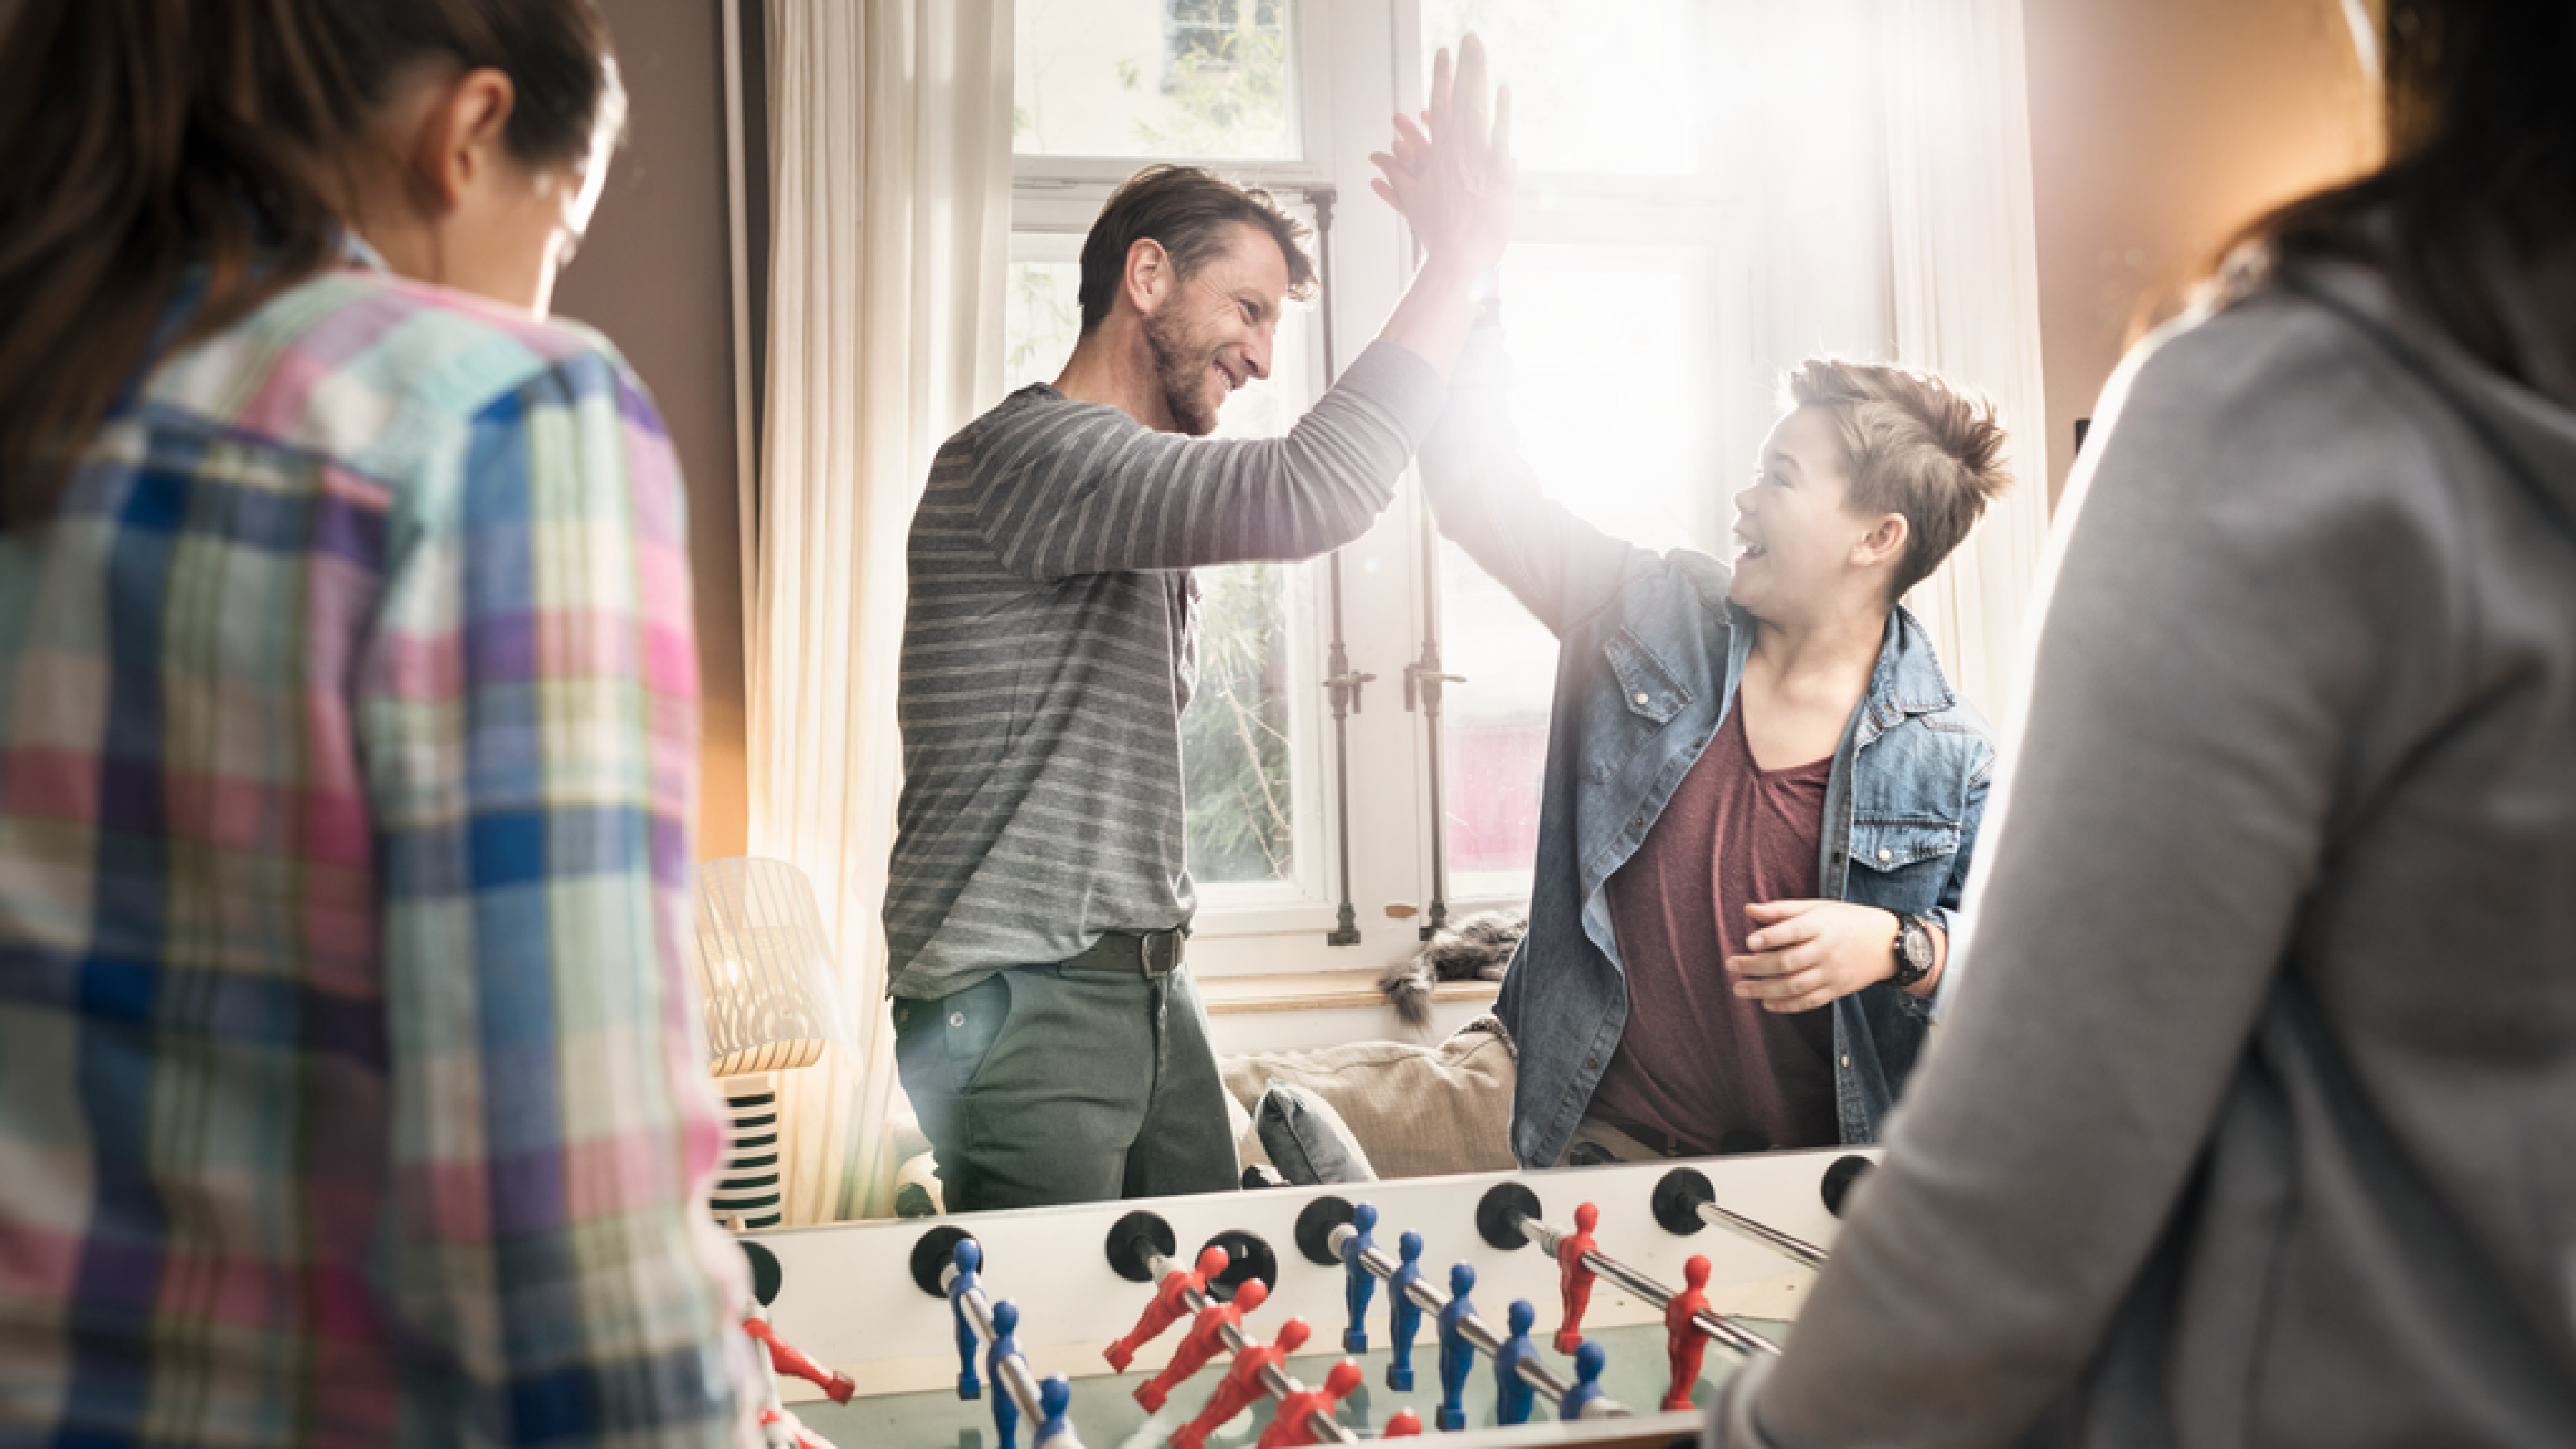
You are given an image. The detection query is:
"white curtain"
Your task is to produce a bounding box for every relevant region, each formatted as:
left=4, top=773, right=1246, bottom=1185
left=1882, top=0, right=2051, bottom=728
left=746, top=0, right=1012, bottom=1223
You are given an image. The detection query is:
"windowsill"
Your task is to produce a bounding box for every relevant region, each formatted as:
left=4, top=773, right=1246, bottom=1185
left=1197, top=969, right=1502, bottom=1016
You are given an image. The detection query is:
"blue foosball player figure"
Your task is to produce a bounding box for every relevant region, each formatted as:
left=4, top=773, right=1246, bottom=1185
left=1560, top=1341, right=1609, bottom=1421
left=1034, top=1375, right=1076, bottom=1449
left=1434, top=1263, right=1477, bottom=1433
left=987, top=1299, right=1024, bottom=1449
left=1340, top=1203, right=1379, bottom=1354
left=1491, top=1300, right=1539, bottom=1426
left=950, top=1240, right=985, bottom=1400
left=1385, top=1232, right=1426, bottom=1391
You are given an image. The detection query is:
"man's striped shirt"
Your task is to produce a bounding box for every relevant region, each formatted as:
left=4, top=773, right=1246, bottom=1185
left=886, top=341, right=1444, bottom=998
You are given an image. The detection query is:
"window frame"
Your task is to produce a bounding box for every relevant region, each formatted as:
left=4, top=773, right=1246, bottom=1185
left=1006, top=0, right=1857, bottom=979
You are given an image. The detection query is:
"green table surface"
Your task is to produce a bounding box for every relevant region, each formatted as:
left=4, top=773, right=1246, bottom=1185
left=794, top=1317, right=1782, bottom=1448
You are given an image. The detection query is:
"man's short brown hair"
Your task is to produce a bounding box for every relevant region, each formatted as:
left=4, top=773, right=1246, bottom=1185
left=1784, top=359, right=2014, bottom=599
left=1077, top=164, right=1318, bottom=333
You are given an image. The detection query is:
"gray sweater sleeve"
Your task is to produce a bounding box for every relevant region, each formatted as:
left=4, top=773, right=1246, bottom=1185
left=1721, top=301, right=2465, bottom=1446
left=971, top=339, right=1445, bottom=580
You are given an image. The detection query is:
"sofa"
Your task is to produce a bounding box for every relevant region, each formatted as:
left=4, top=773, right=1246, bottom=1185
left=1221, top=1015, right=1519, bottom=1184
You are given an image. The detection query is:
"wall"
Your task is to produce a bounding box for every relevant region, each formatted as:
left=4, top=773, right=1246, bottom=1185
left=2023, top=0, right=2378, bottom=505
left=553, top=0, right=749, bottom=859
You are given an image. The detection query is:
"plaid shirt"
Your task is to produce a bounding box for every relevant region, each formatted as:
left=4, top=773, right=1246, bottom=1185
left=0, top=254, right=752, bottom=1445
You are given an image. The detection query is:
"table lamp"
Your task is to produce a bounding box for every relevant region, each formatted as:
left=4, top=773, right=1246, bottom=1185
left=695, top=856, right=850, bottom=1229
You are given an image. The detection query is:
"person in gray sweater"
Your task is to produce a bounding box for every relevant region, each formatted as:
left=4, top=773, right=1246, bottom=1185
left=1708, top=2, right=2576, bottom=1444
left=888, top=45, right=1515, bottom=1212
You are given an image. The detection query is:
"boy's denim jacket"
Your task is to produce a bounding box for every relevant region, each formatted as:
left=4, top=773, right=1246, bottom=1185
left=1421, top=324, right=1997, bottom=1169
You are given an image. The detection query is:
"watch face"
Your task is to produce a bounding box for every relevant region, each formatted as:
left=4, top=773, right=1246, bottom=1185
left=1901, top=920, right=1935, bottom=971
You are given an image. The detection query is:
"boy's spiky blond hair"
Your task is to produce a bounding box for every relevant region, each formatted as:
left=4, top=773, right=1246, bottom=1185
left=1784, top=359, right=2014, bottom=598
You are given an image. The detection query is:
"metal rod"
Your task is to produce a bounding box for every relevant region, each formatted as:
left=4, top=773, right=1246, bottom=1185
left=1405, top=530, right=1462, bottom=940
left=1306, top=184, right=1364, bottom=949
left=744, top=1306, right=797, bottom=1449
left=941, top=1265, right=1055, bottom=1432
left=1399, top=233, right=1462, bottom=941
left=1139, top=1249, right=1358, bottom=1445
left=1327, top=1226, right=1619, bottom=1413
left=1695, top=1201, right=1828, bottom=1270
left=1513, top=1214, right=1778, bottom=1358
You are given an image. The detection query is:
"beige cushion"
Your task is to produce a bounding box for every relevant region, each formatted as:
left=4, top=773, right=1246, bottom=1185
left=1219, top=1022, right=1517, bottom=1179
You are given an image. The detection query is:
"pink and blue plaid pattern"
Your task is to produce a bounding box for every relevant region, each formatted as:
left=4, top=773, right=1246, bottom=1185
left=0, top=258, right=751, bottom=1446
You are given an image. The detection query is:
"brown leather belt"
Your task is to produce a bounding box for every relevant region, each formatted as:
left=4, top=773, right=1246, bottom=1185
left=1063, top=928, right=1186, bottom=978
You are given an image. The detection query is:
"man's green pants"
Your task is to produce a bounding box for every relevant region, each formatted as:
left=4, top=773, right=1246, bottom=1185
left=892, top=962, right=1240, bottom=1212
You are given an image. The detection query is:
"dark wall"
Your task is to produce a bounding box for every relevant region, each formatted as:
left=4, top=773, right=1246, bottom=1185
left=555, top=0, right=749, bottom=858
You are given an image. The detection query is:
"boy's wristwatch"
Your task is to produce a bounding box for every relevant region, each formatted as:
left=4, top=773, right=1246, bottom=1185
left=1890, top=913, right=1937, bottom=991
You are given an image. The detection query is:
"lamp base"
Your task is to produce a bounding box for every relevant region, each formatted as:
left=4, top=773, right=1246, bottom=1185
left=712, top=1075, right=784, bottom=1230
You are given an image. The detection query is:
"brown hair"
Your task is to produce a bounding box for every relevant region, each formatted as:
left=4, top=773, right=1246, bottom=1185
left=1786, top=359, right=2013, bottom=599
left=2216, top=0, right=2576, bottom=382
left=1077, top=164, right=1317, bottom=333
left=0, top=0, right=623, bottom=530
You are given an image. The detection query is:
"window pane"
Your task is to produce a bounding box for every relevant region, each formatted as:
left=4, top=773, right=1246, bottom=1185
left=1018, top=0, right=1299, bottom=160
left=1003, top=234, right=1318, bottom=888
left=1440, top=246, right=1725, bottom=900
left=1419, top=0, right=1705, bottom=176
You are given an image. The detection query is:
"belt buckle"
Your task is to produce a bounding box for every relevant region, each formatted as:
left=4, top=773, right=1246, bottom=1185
left=1140, top=930, right=1181, bottom=978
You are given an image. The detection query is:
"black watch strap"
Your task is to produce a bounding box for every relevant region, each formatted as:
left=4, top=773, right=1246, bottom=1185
left=1890, top=912, right=1936, bottom=991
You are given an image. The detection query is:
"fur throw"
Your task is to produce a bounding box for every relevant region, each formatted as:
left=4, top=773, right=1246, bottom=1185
left=1377, top=910, right=1526, bottom=1029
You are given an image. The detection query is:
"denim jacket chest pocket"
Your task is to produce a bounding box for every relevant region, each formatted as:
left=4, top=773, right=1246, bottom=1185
left=1843, top=816, right=1962, bottom=916
left=1582, top=629, right=1693, bottom=785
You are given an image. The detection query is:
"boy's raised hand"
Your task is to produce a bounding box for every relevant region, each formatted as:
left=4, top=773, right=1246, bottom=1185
left=1371, top=34, right=1516, bottom=279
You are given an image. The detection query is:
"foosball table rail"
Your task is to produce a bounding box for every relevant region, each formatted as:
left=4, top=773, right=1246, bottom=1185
left=741, top=1148, right=1870, bottom=1405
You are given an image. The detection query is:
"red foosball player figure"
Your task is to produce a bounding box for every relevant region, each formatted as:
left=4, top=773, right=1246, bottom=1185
left=1254, top=1360, right=1364, bottom=1448
left=1661, top=1254, right=1713, bottom=1412
left=1381, top=1409, right=1423, bottom=1437
left=1108, top=1244, right=1232, bottom=1372
left=744, top=1317, right=857, bottom=1405
left=1170, top=1316, right=1311, bottom=1449
left=1552, top=1201, right=1600, bottom=1355
left=757, top=1405, right=840, bottom=1449
left=1136, top=1277, right=1269, bottom=1412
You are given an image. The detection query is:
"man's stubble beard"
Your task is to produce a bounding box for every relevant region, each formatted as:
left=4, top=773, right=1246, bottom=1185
left=1144, top=303, right=1219, bottom=437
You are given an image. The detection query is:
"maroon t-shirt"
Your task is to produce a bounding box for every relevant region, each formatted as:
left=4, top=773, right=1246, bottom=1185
left=1589, top=703, right=1839, bottom=1155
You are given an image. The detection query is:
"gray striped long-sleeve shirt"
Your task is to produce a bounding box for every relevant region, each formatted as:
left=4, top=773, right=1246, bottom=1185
left=885, top=340, right=1446, bottom=998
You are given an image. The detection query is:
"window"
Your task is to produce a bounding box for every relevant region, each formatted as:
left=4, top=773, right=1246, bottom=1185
left=1007, top=0, right=1897, bottom=976
left=1017, top=0, right=1301, bottom=160
left=1165, top=1, right=1288, bottom=85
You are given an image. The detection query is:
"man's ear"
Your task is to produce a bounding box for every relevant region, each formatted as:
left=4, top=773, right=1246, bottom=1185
left=1123, top=237, right=1172, bottom=316
left=1854, top=513, right=1909, bottom=571
left=407, top=68, right=519, bottom=215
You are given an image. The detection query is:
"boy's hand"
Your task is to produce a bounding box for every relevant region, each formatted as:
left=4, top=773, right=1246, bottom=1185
left=1369, top=34, right=1516, bottom=278
left=1728, top=900, right=1932, bottom=1013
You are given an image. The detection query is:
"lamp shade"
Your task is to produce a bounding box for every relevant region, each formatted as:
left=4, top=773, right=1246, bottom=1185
left=694, top=857, right=849, bottom=1077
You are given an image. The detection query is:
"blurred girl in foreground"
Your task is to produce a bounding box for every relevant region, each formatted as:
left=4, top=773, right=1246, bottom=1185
left=1711, top=1, right=2576, bottom=1444
left=0, top=1, right=749, bottom=1442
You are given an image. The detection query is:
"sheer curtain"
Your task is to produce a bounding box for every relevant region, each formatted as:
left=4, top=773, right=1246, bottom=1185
left=746, top=0, right=1011, bottom=1223
left=1882, top=0, right=2051, bottom=728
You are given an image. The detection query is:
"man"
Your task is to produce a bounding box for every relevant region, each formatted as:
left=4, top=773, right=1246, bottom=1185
left=1401, top=260, right=2010, bottom=1164
left=886, top=46, right=1515, bottom=1211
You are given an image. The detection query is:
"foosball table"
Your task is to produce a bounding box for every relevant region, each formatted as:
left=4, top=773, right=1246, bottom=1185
left=733, top=1148, right=1872, bottom=1448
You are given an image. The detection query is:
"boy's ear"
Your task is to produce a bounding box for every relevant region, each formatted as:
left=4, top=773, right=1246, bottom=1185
left=1854, top=513, right=1909, bottom=570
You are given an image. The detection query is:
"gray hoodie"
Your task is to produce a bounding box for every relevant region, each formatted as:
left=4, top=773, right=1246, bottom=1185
left=1708, top=256, right=2576, bottom=1447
